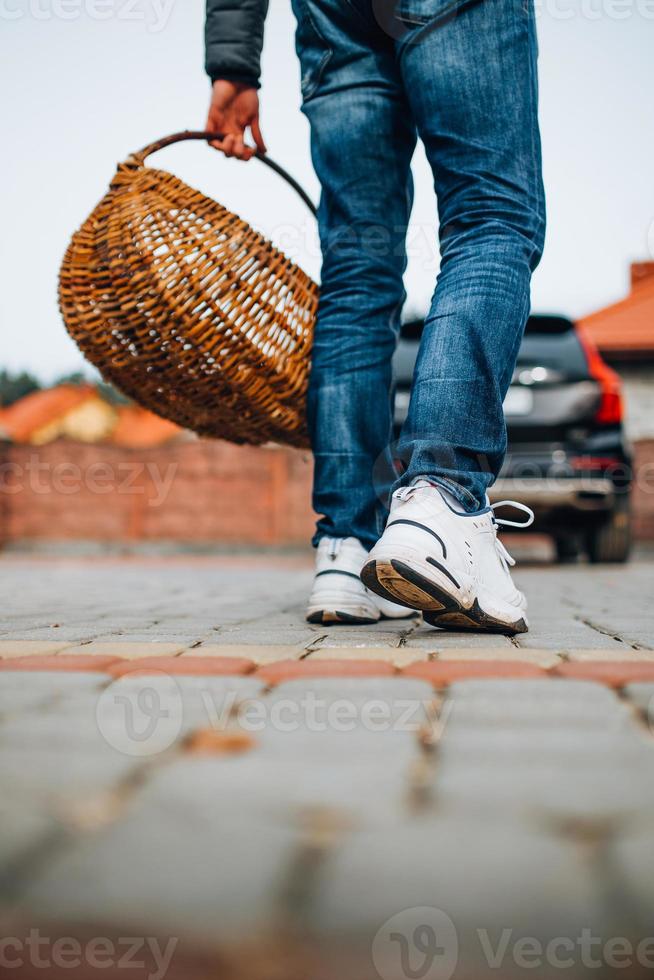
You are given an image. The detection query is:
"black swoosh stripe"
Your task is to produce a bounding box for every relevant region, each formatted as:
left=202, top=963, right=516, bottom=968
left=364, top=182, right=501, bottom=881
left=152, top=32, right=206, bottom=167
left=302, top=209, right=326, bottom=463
left=386, top=520, right=447, bottom=558
left=315, top=569, right=361, bottom=581
left=426, top=556, right=460, bottom=589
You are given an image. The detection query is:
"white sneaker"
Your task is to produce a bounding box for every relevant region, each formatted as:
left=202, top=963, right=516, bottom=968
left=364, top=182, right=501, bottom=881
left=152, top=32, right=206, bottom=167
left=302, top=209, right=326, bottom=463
left=306, top=536, right=413, bottom=625
left=361, top=481, right=534, bottom=635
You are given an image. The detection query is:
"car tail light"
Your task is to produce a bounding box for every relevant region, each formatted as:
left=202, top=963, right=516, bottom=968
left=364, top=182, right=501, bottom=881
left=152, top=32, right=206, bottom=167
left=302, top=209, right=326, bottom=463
left=570, top=456, right=621, bottom=470
left=577, top=325, right=623, bottom=424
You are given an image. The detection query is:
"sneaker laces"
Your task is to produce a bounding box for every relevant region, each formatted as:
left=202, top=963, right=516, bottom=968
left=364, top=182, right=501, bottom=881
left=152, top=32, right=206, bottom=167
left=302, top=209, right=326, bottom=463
left=491, top=500, right=535, bottom=568
left=326, top=537, right=342, bottom=560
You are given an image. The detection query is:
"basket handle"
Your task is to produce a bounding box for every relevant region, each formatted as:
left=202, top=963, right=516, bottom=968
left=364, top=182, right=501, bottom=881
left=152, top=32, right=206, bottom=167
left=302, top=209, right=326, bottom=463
left=131, top=130, right=318, bottom=218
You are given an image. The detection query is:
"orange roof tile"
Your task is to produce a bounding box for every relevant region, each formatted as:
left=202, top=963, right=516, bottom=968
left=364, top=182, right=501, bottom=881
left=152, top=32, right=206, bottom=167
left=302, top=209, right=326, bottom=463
left=110, top=405, right=182, bottom=448
left=579, top=276, right=654, bottom=356
left=0, top=385, right=97, bottom=442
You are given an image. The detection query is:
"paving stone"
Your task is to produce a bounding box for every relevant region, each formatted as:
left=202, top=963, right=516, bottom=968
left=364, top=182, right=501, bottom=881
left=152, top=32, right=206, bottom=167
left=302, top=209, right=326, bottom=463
left=186, top=643, right=305, bottom=663
left=256, top=659, right=397, bottom=685
left=0, top=629, right=100, bottom=643
left=248, top=702, right=422, bottom=766
left=434, top=759, right=654, bottom=822
left=446, top=678, right=619, bottom=704
left=0, top=801, right=59, bottom=869
left=612, top=826, right=654, bottom=913
left=402, top=660, right=547, bottom=685
left=310, top=629, right=414, bottom=649
left=20, top=805, right=300, bottom=942
left=567, top=649, right=654, bottom=662
left=441, top=695, right=629, bottom=732
left=268, top=676, right=435, bottom=707
left=554, top=661, right=654, bottom=687
left=518, top=623, right=623, bottom=651
left=0, top=641, right=74, bottom=659
left=62, top=642, right=187, bottom=659
left=0, top=655, right=119, bottom=672
left=623, top=683, right=654, bottom=718
left=307, top=646, right=425, bottom=666
left=437, top=728, right=651, bottom=770
left=405, top=628, right=514, bottom=650
left=0, top=747, right=141, bottom=801
left=215, top=629, right=317, bottom=647
left=137, top=753, right=417, bottom=830
left=0, top=671, right=108, bottom=693
left=90, top=633, right=206, bottom=645
left=104, top=673, right=265, bottom=733
left=107, top=655, right=256, bottom=677
left=314, top=815, right=608, bottom=943
left=0, top=689, right=56, bottom=717
left=438, top=647, right=563, bottom=667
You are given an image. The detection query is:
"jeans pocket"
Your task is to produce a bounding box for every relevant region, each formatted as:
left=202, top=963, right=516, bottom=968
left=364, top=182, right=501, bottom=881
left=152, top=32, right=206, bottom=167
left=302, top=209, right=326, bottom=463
left=397, top=0, right=471, bottom=26
left=291, top=0, right=334, bottom=101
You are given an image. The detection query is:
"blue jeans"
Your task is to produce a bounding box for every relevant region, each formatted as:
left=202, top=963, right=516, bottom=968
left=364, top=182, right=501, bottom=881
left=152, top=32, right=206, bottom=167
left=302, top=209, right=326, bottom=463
left=292, top=0, right=546, bottom=549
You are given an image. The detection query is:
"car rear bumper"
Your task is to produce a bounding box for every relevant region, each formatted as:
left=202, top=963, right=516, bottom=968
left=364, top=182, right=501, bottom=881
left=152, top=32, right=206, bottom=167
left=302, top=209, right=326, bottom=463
left=488, top=478, right=615, bottom=512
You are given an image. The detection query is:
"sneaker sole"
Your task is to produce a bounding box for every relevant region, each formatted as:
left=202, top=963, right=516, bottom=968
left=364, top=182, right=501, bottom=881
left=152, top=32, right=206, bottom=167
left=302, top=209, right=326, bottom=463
left=306, top=609, right=379, bottom=626
left=361, top=559, right=528, bottom=636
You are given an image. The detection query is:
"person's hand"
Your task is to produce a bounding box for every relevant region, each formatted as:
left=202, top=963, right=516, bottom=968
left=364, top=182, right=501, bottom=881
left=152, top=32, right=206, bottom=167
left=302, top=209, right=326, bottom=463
left=205, top=80, right=266, bottom=161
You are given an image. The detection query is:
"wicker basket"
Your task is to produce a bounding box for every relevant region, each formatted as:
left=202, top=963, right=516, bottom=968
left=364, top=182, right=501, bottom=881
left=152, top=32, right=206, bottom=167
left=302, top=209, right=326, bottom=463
left=59, top=131, right=319, bottom=448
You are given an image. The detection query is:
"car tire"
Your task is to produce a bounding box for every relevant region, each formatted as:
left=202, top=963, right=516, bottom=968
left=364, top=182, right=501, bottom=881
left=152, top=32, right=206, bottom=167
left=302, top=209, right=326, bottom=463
left=554, top=535, right=580, bottom=564
left=585, top=494, right=632, bottom=564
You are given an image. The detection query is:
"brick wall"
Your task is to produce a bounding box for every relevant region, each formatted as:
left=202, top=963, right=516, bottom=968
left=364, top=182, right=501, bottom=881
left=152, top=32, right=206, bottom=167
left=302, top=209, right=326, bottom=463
left=1, top=437, right=653, bottom=548
left=633, top=440, right=654, bottom=541
left=0, top=439, right=316, bottom=547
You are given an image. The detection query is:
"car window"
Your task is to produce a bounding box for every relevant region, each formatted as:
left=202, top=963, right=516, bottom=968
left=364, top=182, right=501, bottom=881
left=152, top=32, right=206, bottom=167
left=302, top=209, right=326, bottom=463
left=399, top=316, right=591, bottom=381
left=518, top=327, right=589, bottom=380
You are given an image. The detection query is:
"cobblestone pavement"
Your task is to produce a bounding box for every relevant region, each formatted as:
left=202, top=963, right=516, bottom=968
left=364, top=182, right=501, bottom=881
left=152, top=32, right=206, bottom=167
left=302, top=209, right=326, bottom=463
left=1, top=553, right=654, bottom=978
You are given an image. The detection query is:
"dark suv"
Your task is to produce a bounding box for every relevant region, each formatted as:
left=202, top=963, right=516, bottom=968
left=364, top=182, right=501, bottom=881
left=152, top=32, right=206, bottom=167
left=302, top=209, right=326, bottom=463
left=393, top=315, right=633, bottom=563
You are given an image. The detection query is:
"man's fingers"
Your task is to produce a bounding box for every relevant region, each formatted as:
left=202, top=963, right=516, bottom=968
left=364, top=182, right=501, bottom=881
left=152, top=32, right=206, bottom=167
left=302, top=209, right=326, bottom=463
left=251, top=117, right=267, bottom=155
left=232, top=134, right=247, bottom=159
left=206, top=113, right=226, bottom=151
left=222, top=134, right=238, bottom=158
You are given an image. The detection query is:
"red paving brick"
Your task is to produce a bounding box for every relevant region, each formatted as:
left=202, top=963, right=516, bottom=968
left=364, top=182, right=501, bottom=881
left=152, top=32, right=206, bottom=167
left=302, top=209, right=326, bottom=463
left=553, top=661, right=654, bottom=688
left=256, top=658, right=397, bottom=685
left=402, top=660, right=548, bottom=686
left=185, top=729, right=257, bottom=756
left=0, top=655, right=119, bottom=672
left=107, top=656, right=256, bottom=678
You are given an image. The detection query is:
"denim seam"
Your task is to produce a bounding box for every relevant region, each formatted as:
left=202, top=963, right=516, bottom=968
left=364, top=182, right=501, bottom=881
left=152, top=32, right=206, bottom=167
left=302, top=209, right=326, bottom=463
left=296, top=0, right=334, bottom=101
left=416, top=475, right=479, bottom=511
left=397, top=0, right=482, bottom=35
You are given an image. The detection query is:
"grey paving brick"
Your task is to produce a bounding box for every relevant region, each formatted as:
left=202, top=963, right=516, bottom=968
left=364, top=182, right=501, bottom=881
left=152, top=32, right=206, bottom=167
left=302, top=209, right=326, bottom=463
left=0, top=672, right=107, bottom=693
left=313, top=815, right=611, bottom=942
left=20, top=806, right=300, bottom=942
left=623, top=683, right=654, bottom=717
left=443, top=679, right=629, bottom=730
left=612, top=825, right=654, bottom=912
left=406, top=628, right=514, bottom=650
left=437, top=728, right=650, bottom=766
left=0, top=801, right=58, bottom=869
left=0, top=748, right=140, bottom=802
left=435, top=761, right=654, bottom=821
left=446, top=678, right=619, bottom=703
left=137, top=753, right=417, bottom=830
left=3, top=557, right=652, bottom=655
left=248, top=684, right=426, bottom=764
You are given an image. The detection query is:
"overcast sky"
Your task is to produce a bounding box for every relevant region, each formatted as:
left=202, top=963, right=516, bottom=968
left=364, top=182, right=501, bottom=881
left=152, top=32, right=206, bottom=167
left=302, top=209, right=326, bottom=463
left=1, top=0, right=653, bottom=382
